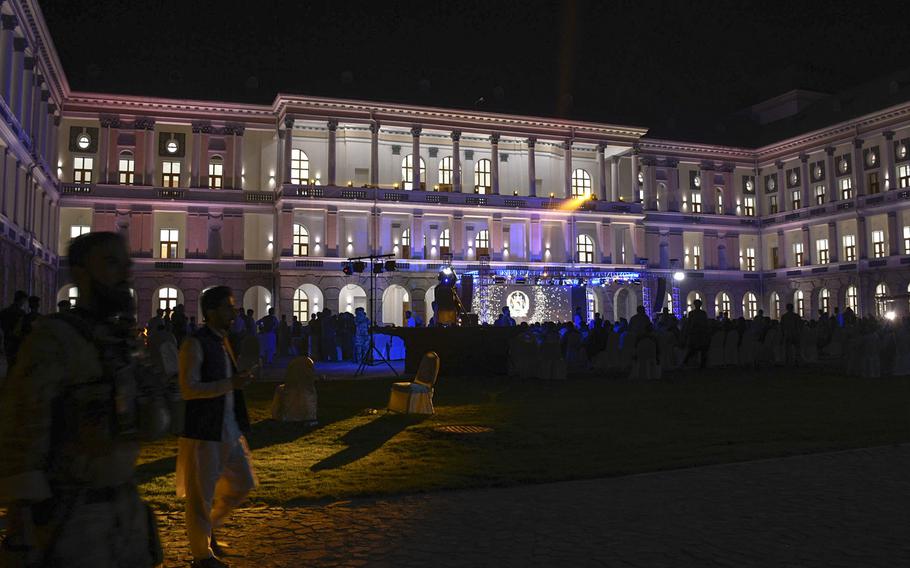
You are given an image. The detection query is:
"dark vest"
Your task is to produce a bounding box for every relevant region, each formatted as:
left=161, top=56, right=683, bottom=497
left=182, top=326, right=251, bottom=441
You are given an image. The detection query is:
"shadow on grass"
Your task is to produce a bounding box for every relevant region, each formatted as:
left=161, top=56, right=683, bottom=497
left=310, top=413, right=426, bottom=472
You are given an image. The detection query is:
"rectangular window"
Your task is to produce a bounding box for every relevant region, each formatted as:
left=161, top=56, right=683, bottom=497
left=900, top=165, right=910, bottom=189
left=816, top=238, right=829, bottom=264
left=872, top=230, right=886, bottom=259
left=73, top=156, right=93, bottom=184
left=208, top=160, right=223, bottom=189
left=70, top=225, right=90, bottom=239
left=843, top=234, right=856, bottom=262
left=867, top=172, right=880, bottom=194
left=744, top=247, right=756, bottom=271
left=904, top=226, right=910, bottom=255
left=159, top=228, right=179, bottom=259
left=793, top=242, right=804, bottom=267
left=740, top=196, right=755, bottom=217
left=791, top=189, right=801, bottom=210
left=691, top=245, right=701, bottom=270
left=814, top=184, right=826, bottom=205
left=118, top=155, right=134, bottom=185
left=839, top=177, right=853, bottom=200
left=161, top=161, right=181, bottom=188
left=771, top=246, right=780, bottom=269
left=768, top=195, right=778, bottom=214
left=690, top=192, right=702, bottom=213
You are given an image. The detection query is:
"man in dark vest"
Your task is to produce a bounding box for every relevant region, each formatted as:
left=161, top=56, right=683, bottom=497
left=176, top=286, right=258, bottom=568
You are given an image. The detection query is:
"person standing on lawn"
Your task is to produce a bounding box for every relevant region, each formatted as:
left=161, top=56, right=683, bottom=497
left=176, top=286, right=258, bottom=568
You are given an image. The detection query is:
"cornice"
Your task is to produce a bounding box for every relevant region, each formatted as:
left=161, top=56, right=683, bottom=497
left=17, top=0, right=69, bottom=103
left=273, top=93, right=649, bottom=143
left=637, top=138, right=757, bottom=163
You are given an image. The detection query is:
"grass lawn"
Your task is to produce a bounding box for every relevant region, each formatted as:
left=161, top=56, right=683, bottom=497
left=136, top=366, right=910, bottom=511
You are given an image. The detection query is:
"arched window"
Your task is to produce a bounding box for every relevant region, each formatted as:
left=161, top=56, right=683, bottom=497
left=401, top=228, right=411, bottom=247
left=715, top=188, right=724, bottom=214
left=402, top=155, right=426, bottom=190
left=743, top=292, right=758, bottom=319
left=686, top=291, right=702, bottom=312
left=438, top=156, right=453, bottom=186
left=293, top=288, right=309, bottom=323
left=715, top=292, right=731, bottom=317
left=845, top=285, right=858, bottom=313
left=794, top=290, right=805, bottom=317
left=819, top=288, right=831, bottom=315
left=473, top=159, right=492, bottom=194
left=571, top=169, right=592, bottom=198
left=875, top=283, right=888, bottom=316
left=576, top=234, right=595, bottom=264
left=439, top=228, right=451, bottom=249
left=118, top=150, right=134, bottom=185
left=293, top=223, right=309, bottom=256
left=769, top=291, right=781, bottom=319
left=158, top=287, right=178, bottom=311
left=208, top=155, right=224, bottom=189
left=475, top=229, right=490, bottom=253
left=68, top=286, right=79, bottom=308
left=291, top=149, right=309, bottom=185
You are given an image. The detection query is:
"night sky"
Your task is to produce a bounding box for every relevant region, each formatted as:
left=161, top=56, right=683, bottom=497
left=40, top=0, right=910, bottom=143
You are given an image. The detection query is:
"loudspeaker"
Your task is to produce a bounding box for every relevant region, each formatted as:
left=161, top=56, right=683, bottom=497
left=653, top=277, right=667, bottom=312
left=460, top=274, right=474, bottom=312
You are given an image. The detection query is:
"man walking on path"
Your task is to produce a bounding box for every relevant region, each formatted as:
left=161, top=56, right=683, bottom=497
left=176, top=286, right=258, bottom=568
left=0, top=290, right=27, bottom=367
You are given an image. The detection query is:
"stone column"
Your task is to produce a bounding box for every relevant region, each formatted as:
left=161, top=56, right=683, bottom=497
left=800, top=154, right=811, bottom=207
left=11, top=160, right=19, bottom=226
left=601, top=220, right=612, bottom=263
left=610, top=156, right=620, bottom=201
left=0, top=15, right=15, bottom=104
left=234, top=124, right=246, bottom=190
left=776, top=229, right=788, bottom=268
left=701, top=167, right=715, bottom=214
left=857, top=215, right=868, bottom=260
left=411, top=126, right=421, bottom=191
left=526, top=137, right=536, bottom=197
left=49, top=112, right=59, bottom=177
left=666, top=159, right=680, bottom=211
left=776, top=161, right=786, bottom=212
left=22, top=170, right=31, bottom=232
left=0, top=148, right=8, bottom=216
left=802, top=226, right=812, bottom=266
left=36, top=89, right=48, bottom=161
left=412, top=211, right=425, bottom=259
left=370, top=121, right=380, bottom=186
left=596, top=144, right=607, bottom=201
left=9, top=38, right=25, bottom=119
left=325, top=208, right=338, bottom=256
left=529, top=215, right=542, bottom=261
left=630, top=149, right=640, bottom=202
left=852, top=139, right=865, bottom=196
left=327, top=119, right=338, bottom=187
left=563, top=141, right=573, bottom=198
left=825, top=147, right=837, bottom=202
left=720, top=165, right=735, bottom=215
left=452, top=213, right=464, bottom=260
left=451, top=131, right=462, bottom=193
left=489, top=133, right=500, bottom=195
left=883, top=131, right=897, bottom=191
left=283, top=116, right=294, bottom=184
left=190, top=122, right=203, bottom=187
left=99, top=116, right=112, bottom=184
left=144, top=121, right=156, bottom=186
left=20, top=56, right=33, bottom=128
left=828, top=221, right=839, bottom=263
left=642, top=157, right=657, bottom=210
left=888, top=211, right=899, bottom=256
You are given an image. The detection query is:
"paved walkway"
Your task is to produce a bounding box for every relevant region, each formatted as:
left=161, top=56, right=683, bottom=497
left=156, top=444, right=910, bottom=567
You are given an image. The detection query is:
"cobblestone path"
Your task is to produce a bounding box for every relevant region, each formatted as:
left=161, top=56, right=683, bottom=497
left=157, top=444, right=910, bottom=567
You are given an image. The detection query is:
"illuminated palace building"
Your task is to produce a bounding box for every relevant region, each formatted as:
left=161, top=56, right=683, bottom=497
left=3, top=1, right=910, bottom=325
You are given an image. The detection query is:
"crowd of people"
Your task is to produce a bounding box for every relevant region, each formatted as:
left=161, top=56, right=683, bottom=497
left=505, top=299, right=908, bottom=379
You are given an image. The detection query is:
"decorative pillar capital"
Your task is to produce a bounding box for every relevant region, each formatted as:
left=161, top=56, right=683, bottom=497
left=1, top=14, right=16, bottom=30
left=99, top=115, right=117, bottom=128
left=411, top=126, right=422, bottom=137
left=563, top=140, right=573, bottom=151
left=853, top=138, right=864, bottom=149
left=825, top=146, right=836, bottom=156
left=799, top=154, right=809, bottom=163
left=450, top=130, right=461, bottom=142
left=883, top=130, right=895, bottom=141
left=133, top=117, right=155, bottom=131
left=664, top=158, right=679, bottom=168
left=526, top=137, right=536, bottom=148
left=191, top=120, right=208, bottom=133
left=327, top=119, right=338, bottom=132
left=369, top=121, right=380, bottom=134
left=283, top=115, right=295, bottom=129
left=489, top=133, right=500, bottom=145
left=597, top=142, right=607, bottom=152
left=775, top=160, right=784, bottom=170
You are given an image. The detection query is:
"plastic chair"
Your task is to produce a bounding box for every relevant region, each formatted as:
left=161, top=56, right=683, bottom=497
left=270, top=356, right=318, bottom=423
left=388, top=352, right=440, bottom=414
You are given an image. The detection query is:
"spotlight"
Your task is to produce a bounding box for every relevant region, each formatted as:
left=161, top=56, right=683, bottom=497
left=438, top=266, right=457, bottom=287
left=885, top=310, right=897, bottom=321
left=673, top=270, right=685, bottom=282
left=342, top=262, right=353, bottom=276
left=384, top=260, right=397, bottom=272
left=352, top=261, right=366, bottom=273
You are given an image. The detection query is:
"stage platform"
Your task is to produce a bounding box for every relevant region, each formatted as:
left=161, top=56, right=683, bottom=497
left=381, top=327, right=524, bottom=376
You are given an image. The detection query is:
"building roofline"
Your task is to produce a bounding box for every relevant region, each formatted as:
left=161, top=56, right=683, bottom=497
left=19, top=0, right=70, bottom=102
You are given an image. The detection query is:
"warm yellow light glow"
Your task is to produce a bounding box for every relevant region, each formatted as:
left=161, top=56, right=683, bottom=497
left=558, top=195, right=591, bottom=211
